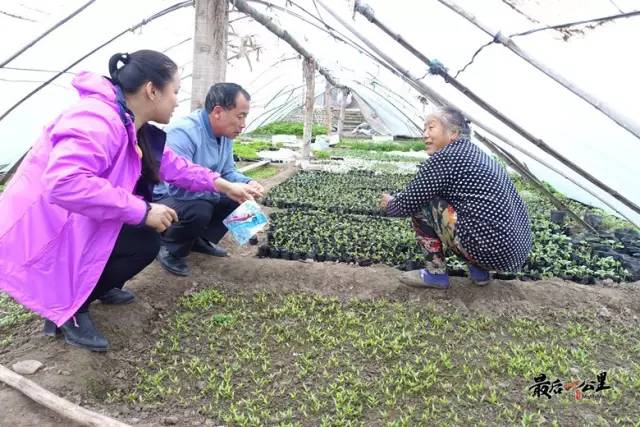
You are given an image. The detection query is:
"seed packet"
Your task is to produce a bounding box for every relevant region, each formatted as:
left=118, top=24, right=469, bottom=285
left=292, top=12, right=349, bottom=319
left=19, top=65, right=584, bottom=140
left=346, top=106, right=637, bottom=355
left=223, top=200, right=269, bottom=245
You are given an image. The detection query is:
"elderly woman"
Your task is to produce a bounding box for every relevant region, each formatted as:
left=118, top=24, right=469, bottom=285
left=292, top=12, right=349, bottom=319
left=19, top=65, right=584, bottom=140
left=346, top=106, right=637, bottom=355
left=380, top=108, right=532, bottom=289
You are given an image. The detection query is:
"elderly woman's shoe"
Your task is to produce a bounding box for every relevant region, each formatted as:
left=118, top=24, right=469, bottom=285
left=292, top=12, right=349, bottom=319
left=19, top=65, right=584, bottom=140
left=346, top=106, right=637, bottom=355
left=468, top=264, right=490, bottom=286
left=400, top=269, right=450, bottom=289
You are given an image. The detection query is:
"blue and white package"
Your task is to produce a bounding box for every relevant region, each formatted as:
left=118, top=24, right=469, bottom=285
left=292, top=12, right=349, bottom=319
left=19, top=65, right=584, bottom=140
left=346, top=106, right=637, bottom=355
left=223, top=200, right=269, bottom=245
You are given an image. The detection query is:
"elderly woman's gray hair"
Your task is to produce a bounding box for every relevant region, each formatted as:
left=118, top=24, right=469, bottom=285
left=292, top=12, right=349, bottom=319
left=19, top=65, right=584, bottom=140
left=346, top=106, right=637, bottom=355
left=426, top=107, right=471, bottom=139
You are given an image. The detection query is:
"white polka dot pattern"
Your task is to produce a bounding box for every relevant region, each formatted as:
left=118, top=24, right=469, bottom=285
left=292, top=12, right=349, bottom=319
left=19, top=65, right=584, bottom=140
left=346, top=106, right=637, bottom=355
left=387, top=138, right=533, bottom=271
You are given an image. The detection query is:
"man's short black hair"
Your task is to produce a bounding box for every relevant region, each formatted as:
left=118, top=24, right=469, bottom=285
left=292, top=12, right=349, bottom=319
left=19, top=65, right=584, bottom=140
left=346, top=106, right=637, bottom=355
left=205, top=82, right=251, bottom=113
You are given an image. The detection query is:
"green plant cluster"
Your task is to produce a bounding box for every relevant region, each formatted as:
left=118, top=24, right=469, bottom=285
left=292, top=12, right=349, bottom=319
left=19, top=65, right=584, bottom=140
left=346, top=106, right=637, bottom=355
left=244, top=165, right=280, bottom=180
left=336, top=139, right=425, bottom=152
left=263, top=170, right=411, bottom=216
left=511, top=175, right=632, bottom=283
left=0, top=292, right=34, bottom=348
left=518, top=210, right=630, bottom=283
left=250, top=121, right=327, bottom=136
left=329, top=148, right=425, bottom=163
left=312, top=150, right=331, bottom=160
left=233, top=141, right=282, bottom=161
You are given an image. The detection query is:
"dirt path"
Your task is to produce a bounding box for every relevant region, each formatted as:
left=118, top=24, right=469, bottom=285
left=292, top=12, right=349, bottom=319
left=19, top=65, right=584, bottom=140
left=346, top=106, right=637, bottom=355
left=2, top=166, right=639, bottom=426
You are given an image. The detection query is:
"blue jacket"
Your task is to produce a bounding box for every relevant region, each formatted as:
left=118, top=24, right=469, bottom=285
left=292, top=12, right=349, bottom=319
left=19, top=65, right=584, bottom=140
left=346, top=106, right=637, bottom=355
left=154, top=108, right=250, bottom=201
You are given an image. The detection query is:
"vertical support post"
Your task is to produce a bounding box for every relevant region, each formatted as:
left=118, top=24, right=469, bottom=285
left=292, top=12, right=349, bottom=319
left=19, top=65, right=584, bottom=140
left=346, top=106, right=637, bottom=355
left=191, top=0, right=228, bottom=111
left=302, top=58, right=316, bottom=159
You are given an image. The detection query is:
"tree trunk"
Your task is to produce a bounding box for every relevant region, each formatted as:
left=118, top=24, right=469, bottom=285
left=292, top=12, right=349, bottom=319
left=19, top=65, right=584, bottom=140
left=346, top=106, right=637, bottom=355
left=336, top=89, right=348, bottom=141
left=302, top=58, right=316, bottom=159
left=229, top=0, right=343, bottom=89
left=324, top=81, right=332, bottom=135
left=191, top=0, right=228, bottom=111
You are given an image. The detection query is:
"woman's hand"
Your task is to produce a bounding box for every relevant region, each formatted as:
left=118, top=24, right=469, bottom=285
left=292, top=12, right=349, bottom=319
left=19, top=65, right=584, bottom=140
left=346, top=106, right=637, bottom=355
left=145, top=203, right=178, bottom=232
left=379, top=193, right=393, bottom=210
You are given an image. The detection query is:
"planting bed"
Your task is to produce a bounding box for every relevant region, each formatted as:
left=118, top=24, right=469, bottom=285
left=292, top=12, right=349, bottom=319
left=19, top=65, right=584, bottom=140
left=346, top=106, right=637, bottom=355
left=104, top=285, right=640, bottom=426
left=249, top=120, right=327, bottom=137
left=263, top=170, right=411, bottom=216
left=261, top=169, right=635, bottom=283
left=329, top=148, right=426, bottom=163
left=311, top=158, right=420, bottom=175
left=335, top=139, right=425, bottom=152
left=261, top=210, right=421, bottom=266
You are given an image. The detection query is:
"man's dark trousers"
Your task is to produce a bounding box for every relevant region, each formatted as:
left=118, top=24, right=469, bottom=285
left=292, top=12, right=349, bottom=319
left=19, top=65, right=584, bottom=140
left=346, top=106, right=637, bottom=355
left=157, top=195, right=239, bottom=257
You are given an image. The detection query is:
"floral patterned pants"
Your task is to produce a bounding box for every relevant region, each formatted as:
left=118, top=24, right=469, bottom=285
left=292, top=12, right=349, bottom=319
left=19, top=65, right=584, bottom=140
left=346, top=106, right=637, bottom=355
left=411, top=198, right=476, bottom=274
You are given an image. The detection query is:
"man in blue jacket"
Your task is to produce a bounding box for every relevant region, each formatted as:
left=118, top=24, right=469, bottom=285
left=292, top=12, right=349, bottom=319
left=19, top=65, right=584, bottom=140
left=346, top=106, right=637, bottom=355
left=154, top=83, right=264, bottom=276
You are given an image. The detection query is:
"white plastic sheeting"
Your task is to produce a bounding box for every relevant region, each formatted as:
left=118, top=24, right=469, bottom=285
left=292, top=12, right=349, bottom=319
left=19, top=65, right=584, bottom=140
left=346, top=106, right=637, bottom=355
left=0, top=0, right=639, bottom=224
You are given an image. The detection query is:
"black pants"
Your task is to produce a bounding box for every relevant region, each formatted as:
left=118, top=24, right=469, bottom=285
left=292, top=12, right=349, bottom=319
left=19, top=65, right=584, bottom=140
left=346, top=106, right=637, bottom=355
left=157, top=196, right=238, bottom=257
left=80, top=224, right=160, bottom=312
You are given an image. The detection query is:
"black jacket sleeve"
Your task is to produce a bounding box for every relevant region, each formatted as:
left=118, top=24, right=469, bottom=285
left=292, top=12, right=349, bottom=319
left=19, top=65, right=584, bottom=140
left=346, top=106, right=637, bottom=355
left=387, top=153, right=451, bottom=217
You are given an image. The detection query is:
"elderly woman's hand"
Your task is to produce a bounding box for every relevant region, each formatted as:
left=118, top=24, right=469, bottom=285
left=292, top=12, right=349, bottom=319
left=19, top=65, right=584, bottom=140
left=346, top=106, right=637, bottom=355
left=379, top=193, right=393, bottom=210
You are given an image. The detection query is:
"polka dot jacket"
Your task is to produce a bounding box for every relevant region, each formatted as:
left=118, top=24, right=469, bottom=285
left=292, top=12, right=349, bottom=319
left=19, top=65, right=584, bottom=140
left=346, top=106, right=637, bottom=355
left=387, top=138, right=532, bottom=272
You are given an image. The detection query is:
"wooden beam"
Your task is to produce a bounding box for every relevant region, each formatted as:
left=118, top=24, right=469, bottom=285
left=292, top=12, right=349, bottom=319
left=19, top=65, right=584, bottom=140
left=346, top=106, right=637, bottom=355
left=228, top=0, right=344, bottom=89
left=336, top=88, right=348, bottom=141
left=238, top=159, right=270, bottom=173
left=0, top=364, right=130, bottom=427
left=476, top=124, right=638, bottom=227
left=324, top=81, right=333, bottom=135
left=191, top=0, right=229, bottom=111
left=474, top=132, right=599, bottom=234
left=302, top=58, right=316, bottom=159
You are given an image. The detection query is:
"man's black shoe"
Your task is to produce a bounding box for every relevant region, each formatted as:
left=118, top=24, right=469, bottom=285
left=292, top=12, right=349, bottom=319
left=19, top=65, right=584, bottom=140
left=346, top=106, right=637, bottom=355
left=98, top=287, right=135, bottom=305
left=192, top=237, right=228, bottom=257
left=156, top=246, right=190, bottom=276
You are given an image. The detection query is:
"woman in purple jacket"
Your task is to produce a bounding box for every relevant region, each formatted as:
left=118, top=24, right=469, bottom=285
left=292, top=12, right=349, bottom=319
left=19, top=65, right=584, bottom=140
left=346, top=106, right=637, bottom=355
left=0, top=50, right=258, bottom=351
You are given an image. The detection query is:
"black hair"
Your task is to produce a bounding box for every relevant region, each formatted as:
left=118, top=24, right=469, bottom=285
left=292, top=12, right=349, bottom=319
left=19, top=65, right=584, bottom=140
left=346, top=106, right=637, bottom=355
left=108, top=50, right=177, bottom=95
left=204, top=82, right=251, bottom=113
left=108, top=50, right=178, bottom=184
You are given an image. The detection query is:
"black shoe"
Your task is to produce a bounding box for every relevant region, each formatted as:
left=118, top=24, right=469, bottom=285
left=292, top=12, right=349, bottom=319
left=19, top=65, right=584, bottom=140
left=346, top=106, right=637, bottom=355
left=192, top=237, right=228, bottom=257
left=156, top=246, right=190, bottom=276
left=98, top=287, right=135, bottom=305
left=45, top=312, right=109, bottom=352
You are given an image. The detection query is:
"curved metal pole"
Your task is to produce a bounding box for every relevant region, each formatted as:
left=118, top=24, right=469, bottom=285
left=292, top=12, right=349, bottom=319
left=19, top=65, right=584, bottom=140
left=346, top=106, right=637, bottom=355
left=319, top=0, right=640, bottom=216
left=0, top=0, right=96, bottom=68
left=437, top=0, right=640, bottom=141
